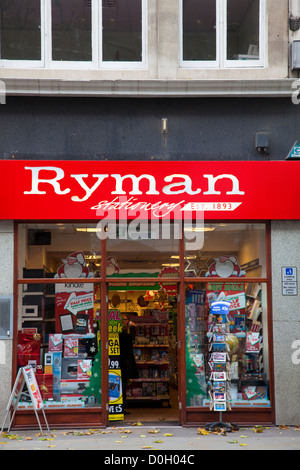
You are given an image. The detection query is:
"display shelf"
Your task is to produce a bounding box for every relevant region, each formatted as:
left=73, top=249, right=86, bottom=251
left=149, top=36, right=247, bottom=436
left=128, top=315, right=171, bottom=406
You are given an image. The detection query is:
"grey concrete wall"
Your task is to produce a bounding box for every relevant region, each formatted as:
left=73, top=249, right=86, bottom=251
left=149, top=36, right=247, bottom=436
left=271, top=221, right=300, bottom=425
left=0, top=221, right=14, bottom=429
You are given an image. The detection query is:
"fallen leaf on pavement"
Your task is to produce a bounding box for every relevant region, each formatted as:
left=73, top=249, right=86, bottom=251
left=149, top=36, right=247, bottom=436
left=197, top=428, right=210, bottom=435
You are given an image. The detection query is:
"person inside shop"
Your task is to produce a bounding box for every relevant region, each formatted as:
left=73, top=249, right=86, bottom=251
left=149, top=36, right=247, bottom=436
left=119, top=314, right=139, bottom=414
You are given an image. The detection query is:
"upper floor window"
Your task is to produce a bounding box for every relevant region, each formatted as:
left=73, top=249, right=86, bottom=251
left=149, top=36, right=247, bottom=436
left=0, top=0, right=146, bottom=69
left=180, top=0, right=265, bottom=68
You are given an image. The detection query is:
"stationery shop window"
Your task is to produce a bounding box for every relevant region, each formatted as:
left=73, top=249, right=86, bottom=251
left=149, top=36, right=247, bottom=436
left=17, top=223, right=103, bottom=409
left=0, top=0, right=146, bottom=69
left=184, top=223, right=271, bottom=409
left=180, top=0, right=265, bottom=68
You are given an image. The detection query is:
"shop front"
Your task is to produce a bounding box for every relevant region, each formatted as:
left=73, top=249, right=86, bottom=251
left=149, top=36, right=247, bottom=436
left=2, top=160, right=300, bottom=429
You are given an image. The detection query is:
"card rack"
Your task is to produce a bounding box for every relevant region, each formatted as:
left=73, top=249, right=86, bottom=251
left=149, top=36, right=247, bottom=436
left=206, top=301, right=238, bottom=433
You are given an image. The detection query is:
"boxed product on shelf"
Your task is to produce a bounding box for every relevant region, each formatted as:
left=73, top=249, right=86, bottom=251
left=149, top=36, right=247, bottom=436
left=77, top=359, right=92, bottom=380
left=241, top=385, right=268, bottom=401
left=131, top=387, right=143, bottom=397
left=48, top=334, right=63, bottom=352
left=60, top=379, right=89, bottom=395
left=156, top=382, right=169, bottom=396
left=64, top=337, right=79, bottom=357
left=142, top=382, right=156, bottom=397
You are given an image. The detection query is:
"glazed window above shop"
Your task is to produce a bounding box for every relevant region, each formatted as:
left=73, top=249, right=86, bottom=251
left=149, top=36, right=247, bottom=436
left=181, top=0, right=265, bottom=68
left=0, top=0, right=145, bottom=68
left=184, top=223, right=271, bottom=410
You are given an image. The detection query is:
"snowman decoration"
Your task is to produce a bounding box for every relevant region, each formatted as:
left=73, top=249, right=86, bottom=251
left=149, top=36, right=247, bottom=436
left=206, top=255, right=245, bottom=278
left=57, top=251, right=90, bottom=278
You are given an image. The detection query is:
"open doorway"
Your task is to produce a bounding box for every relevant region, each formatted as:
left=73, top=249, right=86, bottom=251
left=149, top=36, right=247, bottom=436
left=108, top=287, right=179, bottom=425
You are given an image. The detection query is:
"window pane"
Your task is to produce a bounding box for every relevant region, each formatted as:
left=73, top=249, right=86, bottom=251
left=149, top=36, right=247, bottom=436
left=185, top=282, right=270, bottom=408
left=102, top=0, right=142, bottom=62
left=106, top=221, right=179, bottom=276
left=182, top=0, right=216, bottom=61
left=18, top=284, right=101, bottom=409
left=51, top=0, right=92, bottom=61
left=18, top=223, right=102, bottom=278
left=184, top=223, right=270, bottom=409
left=0, top=0, right=41, bottom=60
left=184, top=223, right=266, bottom=278
left=227, top=0, right=260, bottom=60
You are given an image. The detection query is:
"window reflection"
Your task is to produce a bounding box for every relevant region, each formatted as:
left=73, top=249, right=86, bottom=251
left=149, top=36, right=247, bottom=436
left=102, top=0, right=142, bottom=61
left=51, top=0, right=92, bottom=61
left=227, top=0, right=260, bottom=60
left=0, top=0, right=41, bottom=60
left=182, top=0, right=217, bottom=61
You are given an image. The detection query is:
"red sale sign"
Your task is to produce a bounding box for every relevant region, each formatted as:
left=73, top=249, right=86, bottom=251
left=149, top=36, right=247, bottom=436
left=0, top=160, right=299, bottom=220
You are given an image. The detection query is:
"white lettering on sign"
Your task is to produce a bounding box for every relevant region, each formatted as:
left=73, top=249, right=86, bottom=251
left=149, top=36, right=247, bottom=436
left=291, top=340, right=300, bottom=365
left=23, top=166, right=245, bottom=202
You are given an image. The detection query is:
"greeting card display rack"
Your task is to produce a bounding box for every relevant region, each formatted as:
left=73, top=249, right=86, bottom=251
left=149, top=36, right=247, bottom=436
left=206, top=301, right=238, bottom=433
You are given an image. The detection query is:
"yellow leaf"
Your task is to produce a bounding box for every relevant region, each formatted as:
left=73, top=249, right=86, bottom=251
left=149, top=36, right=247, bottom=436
left=163, top=433, right=174, bottom=437
left=142, top=445, right=152, bottom=449
left=147, top=429, right=160, bottom=434
left=133, top=422, right=143, bottom=426
left=154, top=439, right=164, bottom=443
left=197, top=428, right=210, bottom=436
left=240, top=443, right=247, bottom=447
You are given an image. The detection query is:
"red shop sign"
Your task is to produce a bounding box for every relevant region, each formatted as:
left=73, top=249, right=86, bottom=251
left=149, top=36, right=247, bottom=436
left=0, top=160, right=300, bottom=220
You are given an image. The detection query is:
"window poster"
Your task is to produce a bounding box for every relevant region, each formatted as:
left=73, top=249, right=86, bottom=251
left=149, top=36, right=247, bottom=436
left=108, top=309, right=124, bottom=421
left=54, top=252, right=94, bottom=334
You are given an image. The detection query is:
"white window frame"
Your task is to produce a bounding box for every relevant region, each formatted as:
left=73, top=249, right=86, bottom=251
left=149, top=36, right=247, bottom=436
left=99, top=0, right=147, bottom=70
left=0, top=0, right=147, bottom=70
left=179, top=0, right=266, bottom=69
left=0, top=0, right=46, bottom=69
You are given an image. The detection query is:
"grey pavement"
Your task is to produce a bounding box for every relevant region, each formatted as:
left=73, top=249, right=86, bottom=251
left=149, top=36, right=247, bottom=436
left=1, top=423, right=300, bottom=453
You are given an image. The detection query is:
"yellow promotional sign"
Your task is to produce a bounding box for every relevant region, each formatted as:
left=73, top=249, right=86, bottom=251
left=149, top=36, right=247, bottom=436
left=108, top=310, right=124, bottom=421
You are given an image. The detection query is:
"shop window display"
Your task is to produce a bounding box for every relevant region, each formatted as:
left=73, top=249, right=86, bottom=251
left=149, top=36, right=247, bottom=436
left=184, top=223, right=270, bottom=409
left=17, top=224, right=103, bottom=410
left=17, top=277, right=101, bottom=410
left=16, top=222, right=269, bottom=416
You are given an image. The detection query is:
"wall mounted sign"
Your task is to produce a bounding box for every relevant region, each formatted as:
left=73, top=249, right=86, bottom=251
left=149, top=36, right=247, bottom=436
left=281, top=267, right=298, bottom=296
left=0, top=160, right=300, bottom=220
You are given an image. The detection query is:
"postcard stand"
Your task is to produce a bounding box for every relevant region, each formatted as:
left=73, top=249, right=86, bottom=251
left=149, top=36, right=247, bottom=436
left=1, top=366, right=50, bottom=435
left=205, top=301, right=238, bottom=433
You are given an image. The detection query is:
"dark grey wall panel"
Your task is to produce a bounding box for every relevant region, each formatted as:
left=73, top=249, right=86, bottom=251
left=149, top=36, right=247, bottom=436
left=0, top=96, right=299, bottom=160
